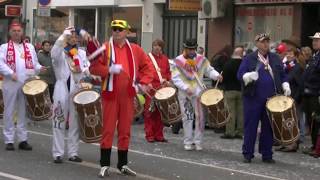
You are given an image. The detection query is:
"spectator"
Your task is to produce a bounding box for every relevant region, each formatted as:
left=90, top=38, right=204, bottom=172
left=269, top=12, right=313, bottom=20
left=37, top=40, right=56, bottom=101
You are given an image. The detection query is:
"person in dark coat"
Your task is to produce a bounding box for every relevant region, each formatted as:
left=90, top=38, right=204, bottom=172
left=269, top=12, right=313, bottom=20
left=237, top=33, right=290, bottom=163
left=302, top=32, right=320, bottom=156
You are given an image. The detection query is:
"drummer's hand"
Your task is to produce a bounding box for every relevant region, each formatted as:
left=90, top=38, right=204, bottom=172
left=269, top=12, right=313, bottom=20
left=282, top=82, right=291, bottom=96
left=40, top=66, right=48, bottom=73
left=91, top=75, right=102, bottom=82
left=162, top=80, right=171, bottom=87
left=186, top=88, right=193, bottom=96
left=140, top=83, right=153, bottom=93
left=217, top=75, right=223, bottom=82
left=11, top=73, right=17, bottom=81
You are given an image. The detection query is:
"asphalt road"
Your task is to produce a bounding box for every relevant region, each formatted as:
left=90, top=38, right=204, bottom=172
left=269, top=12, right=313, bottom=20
left=0, top=120, right=319, bottom=180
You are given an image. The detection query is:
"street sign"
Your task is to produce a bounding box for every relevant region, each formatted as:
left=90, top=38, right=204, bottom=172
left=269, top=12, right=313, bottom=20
left=39, top=0, right=51, bottom=6
left=168, top=0, right=201, bottom=11
left=5, top=5, right=21, bottom=17
left=37, top=6, right=51, bottom=17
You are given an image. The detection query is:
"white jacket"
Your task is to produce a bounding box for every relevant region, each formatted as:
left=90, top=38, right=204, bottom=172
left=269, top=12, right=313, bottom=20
left=51, top=35, right=89, bottom=95
left=0, top=42, right=42, bottom=83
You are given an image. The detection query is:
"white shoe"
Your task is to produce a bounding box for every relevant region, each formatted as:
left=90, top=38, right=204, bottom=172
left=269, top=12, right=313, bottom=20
left=184, top=144, right=193, bottom=151
left=195, top=144, right=203, bottom=151
left=98, top=166, right=109, bottom=178
left=120, top=165, right=137, bottom=176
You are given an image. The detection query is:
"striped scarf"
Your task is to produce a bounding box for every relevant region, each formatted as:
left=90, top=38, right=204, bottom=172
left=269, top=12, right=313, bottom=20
left=102, top=37, right=136, bottom=93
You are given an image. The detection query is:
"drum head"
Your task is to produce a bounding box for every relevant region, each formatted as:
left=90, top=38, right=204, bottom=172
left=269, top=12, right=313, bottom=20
left=22, top=79, right=48, bottom=95
left=200, top=89, right=223, bottom=106
left=74, top=90, right=100, bottom=105
left=266, top=95, right=294, bottom=112
left=155, top=87, right=176, bottom=100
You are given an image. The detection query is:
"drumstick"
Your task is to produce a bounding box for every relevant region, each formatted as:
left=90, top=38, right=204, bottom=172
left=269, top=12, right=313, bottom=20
left=214, top=71, right=223, bottom=89
left=150, top=86, right=164, bottom=96
left=137, top=84, right=152, bottom=98
left=88, top=44, right=106, bottom=61
left=193, top=71, right=207, bottom=89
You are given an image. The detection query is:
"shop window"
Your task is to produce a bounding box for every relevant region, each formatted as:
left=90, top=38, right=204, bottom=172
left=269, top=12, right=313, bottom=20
left=33, top=8, right=69, bottom=50
left=234, top=5, right=293, bottom=51
left=97, top=7, right=142, bottom=44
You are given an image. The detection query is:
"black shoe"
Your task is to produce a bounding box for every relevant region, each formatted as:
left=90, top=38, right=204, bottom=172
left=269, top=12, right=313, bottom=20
left=243, top=158, right=251, bottom=163
left=220, top=134, right=235, bottom=139
left=171, top=122, right=181, bottom=134
left=54, top=156, right=63, bottom=164
left=69, top=156, right=82, bottom=162
left=5, top=143, right=15, bottom=151
left=262, top=159, right=275, bottom=164
left=18, top=141, right=32, bottom=151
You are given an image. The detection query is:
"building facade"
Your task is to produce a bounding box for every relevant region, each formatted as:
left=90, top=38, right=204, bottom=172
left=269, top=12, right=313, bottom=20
left=25, top=0, right=167, bottom=53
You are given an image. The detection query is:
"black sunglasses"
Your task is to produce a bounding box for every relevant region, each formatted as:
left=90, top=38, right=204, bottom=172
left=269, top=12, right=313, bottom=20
left=112, top=27, right=124, bottom=32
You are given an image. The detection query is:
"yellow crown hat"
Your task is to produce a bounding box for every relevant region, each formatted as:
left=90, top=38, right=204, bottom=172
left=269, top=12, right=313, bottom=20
left=110, top=20, right=131, bottom=29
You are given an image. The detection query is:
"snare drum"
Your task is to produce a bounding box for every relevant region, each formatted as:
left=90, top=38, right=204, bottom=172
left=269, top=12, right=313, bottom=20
left=73, top=89, right=102, bottom=143
left=22, top=79, right=52, bottom=121
left=200, top=88, right=230, bottom=128
left=266, top=95, right=300, bottom=145
left=154, top=87, right=182, bottom=125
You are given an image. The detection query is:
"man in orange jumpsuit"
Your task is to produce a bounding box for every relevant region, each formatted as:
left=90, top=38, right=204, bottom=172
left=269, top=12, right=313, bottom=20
left=143, top=39, right=171, bottom=143
left=89, top=20, right=154, bottom=177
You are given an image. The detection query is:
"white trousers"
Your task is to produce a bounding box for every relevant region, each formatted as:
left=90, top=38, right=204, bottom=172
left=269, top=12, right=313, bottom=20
left=51, top=81, right=79, bottom=159
left=2, top=81, right=28, bottom=144
left=178, top=92, right=205, bottom=145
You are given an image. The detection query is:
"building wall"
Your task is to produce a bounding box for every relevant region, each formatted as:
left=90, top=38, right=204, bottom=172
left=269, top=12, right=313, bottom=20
left=207, top=14, right=233, bottom=60
left=25, top=0, right=165, bottom=53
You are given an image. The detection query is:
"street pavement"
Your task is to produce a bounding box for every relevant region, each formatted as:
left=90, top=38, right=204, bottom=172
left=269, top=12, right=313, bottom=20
left=0, top=120, right=319, bottom=180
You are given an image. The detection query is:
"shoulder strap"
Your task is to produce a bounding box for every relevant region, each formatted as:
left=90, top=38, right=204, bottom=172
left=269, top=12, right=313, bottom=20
left=148, top=53, right=164, bottom=83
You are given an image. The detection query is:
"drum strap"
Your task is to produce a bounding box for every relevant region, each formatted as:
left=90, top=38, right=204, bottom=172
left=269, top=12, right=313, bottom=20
left=148, top=53, right=164, bottom=83
left=67, top=75, right=71, bottom=92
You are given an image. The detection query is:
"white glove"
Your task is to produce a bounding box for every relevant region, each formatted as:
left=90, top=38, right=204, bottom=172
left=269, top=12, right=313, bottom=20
left=63, top=26, right=75, bottom=36
left=79, top=29, right=88, bottom=37
left=109, top=64, right=123, bottom=74
left=282, top=82, right=291, bottom=96
left=243, top=71, right=259, bottom=86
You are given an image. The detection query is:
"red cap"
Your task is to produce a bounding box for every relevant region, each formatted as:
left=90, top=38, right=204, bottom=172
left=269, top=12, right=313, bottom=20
left=276, top=43, right=287, bottom=54
left=9, top=22, right=23, bottom=30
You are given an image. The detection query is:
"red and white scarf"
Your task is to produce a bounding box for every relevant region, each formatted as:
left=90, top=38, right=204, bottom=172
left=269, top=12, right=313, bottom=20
left=6, top=40, right=34, bottom=72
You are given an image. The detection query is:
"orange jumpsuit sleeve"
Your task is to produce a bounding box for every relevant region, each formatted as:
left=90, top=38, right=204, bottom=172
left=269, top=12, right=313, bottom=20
left=134, top=45, right=154, bottom=85
left=89, top=57, right=109, bottom=78
left=89, top=44, right=110, bottom=79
